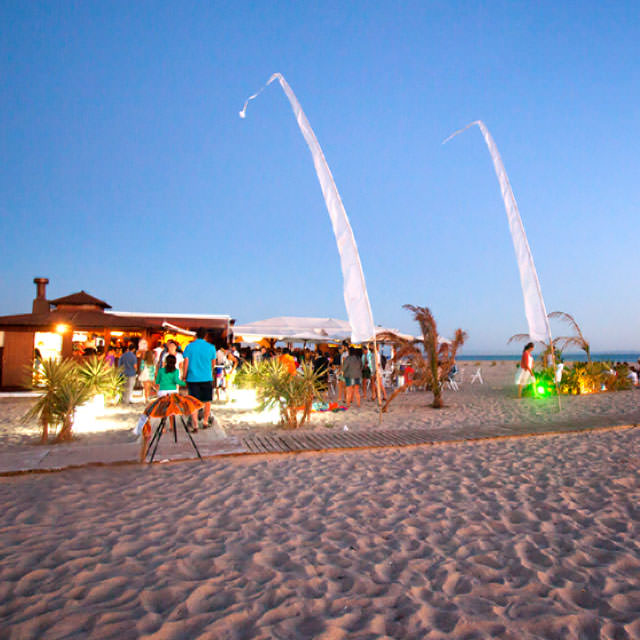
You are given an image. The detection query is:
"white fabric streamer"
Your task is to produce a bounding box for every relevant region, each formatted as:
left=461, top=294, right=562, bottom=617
left=444, top=121, right=552, bottom=344
left=240, top=73, right=375, bottom=343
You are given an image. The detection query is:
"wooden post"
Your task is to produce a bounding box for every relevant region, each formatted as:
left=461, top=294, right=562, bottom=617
left=61, top=330, right=73, bottom=359
left=103, top=329, right=111, bottom=354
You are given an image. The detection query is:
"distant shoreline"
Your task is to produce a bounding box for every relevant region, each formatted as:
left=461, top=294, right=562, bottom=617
left=457, top=353, right=640, bottom=362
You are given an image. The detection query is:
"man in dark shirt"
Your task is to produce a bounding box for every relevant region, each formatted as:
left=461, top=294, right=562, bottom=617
left=120, top=343, right=138, bottom=404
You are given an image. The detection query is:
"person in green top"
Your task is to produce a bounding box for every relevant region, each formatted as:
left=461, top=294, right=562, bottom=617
left=155, top=355, right=186, bottom=396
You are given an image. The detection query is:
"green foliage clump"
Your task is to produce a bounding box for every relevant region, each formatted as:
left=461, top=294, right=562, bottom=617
left=24, top=356, right=125, bottom=443
left=238, top=359, right=326, bottom=428
left=77, top=356, right=125, bottom=404
left=558, top=361, right=632, bottom=395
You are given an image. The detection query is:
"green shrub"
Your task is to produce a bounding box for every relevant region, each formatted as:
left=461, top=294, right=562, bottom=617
left=558, top=361, right=631, bottom=395
left=238, top=359, right=326, bottom=428
left=24, top=358, right=94, bottom=442
left=77, top=356, right=124, bottom=404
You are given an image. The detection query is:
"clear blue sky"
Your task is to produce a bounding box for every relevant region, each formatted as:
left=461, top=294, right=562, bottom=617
left=2, top=1, right=639, bottom=352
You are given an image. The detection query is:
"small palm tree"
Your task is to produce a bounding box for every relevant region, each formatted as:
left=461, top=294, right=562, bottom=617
left=50, top=377, right=95, bottom=442
left=240, top=359, right=326, bottom=428
left=24, top=358, right=77, bottom=443
left=24, top=357, right=102, bottom=443
left=380, top=305, right=467, bottom=410
left=77, top=356, right=125, bottom=404
left=509, top=311, right=591, bottom=365
left=548, top=311, right=591, bottom=362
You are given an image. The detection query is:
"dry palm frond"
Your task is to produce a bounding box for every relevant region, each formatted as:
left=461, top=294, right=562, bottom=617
left=508, top=333, right=564, bottom=365
left=548, top=311, right=591, bottom=361
left=381, top=305, right=467, bottom=410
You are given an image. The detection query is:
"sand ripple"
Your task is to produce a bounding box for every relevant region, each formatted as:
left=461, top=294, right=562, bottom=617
left=0, top=427, right=639, bottom=638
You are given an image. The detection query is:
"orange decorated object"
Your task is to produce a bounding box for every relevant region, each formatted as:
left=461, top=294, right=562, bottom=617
left=144, top=393, right=204, bottom=419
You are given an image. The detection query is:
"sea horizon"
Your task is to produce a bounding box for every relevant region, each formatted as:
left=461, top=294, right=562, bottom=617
left=457, top=352, right=640, bottom=363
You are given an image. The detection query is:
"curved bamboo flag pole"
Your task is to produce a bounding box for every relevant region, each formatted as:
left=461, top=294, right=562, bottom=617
left=240, top=73, right=375, bottom=344
left=443, top=121, right=552, bottom=345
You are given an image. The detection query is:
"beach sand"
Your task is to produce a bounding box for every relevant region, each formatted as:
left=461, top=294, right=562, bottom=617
left=3, top=362, right=639, bottom=449
left=216, top=361, right=640, bottom=440
left=1, top=426, right=639, bottom=638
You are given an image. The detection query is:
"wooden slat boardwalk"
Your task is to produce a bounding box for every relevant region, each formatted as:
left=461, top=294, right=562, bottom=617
left=241, top=428, right=437, bottom=454
left=239, top=420, right=640, bottom=457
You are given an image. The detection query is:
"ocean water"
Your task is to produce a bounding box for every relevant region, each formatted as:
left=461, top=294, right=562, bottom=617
left=458, top=353, right=640, bottom=363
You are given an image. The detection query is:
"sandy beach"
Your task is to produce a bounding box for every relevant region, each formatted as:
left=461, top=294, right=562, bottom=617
left=2, top=361, right=640, bottom=637
left=1, top=426, right=639, bottom=639
left=215, top=361, right=640, bottom=440
left=2, top=361, right=639, bottom=449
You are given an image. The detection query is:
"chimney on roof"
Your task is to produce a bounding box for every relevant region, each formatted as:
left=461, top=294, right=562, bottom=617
left=32, top=277, right=50, bottom=314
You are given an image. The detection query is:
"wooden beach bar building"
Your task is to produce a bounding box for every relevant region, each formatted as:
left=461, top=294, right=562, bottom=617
left=0, top=278, right=232, bottom=388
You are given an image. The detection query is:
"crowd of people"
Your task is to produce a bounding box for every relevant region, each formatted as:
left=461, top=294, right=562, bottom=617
left=251, top=341, right=394, bottom=409
left=61, top=330, right=432, bottom=417
left=115, top=331, right=241, bottom=430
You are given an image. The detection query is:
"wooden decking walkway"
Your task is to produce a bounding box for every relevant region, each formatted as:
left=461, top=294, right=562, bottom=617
left=242, top=428, right=442, bottom=454
left=240, top=420, right=640, bottom=455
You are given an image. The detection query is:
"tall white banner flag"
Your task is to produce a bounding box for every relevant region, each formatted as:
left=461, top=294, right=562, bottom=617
left=444, top=121, right=552, bottom=343
left=240, top=73, right=375, bottom=343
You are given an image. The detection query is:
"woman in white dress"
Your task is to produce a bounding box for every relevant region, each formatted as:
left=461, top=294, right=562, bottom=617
left=517, top=342, right=536, bottom=398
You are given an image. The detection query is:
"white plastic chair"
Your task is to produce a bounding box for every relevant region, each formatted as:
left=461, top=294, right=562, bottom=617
left=444, top=377, right=459, bottom=391
left=470, top=367, right=483, bottom=384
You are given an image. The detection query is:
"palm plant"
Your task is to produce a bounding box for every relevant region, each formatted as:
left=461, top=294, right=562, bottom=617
left=23, top=358, right=80, bottom=443
left=548, top=311, right=591, bottom=362
left=509, top=311, right=591, bottom=365
left=50, top=376, right=95, bottom=442
left=24, top=356, right=112, bottom=443
left=77, top=356, right=124, bottom=404
left=379, top=305, right=467, bottom=410
left=240, top=359, right=326, bottom=428
left=102, top=366, right=126, bottom=404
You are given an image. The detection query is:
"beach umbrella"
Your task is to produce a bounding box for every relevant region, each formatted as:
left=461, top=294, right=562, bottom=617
left=144, top=393, right=203, bottom=419
left=142, top=394, right=204, bottom=463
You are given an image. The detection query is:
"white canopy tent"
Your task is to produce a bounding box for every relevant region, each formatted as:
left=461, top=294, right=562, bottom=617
left=232, top=317, right=451, bottom=346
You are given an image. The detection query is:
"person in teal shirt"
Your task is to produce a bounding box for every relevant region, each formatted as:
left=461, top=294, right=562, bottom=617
left=155, top=355, right=186, bottom=396
left=183, top=328, right=217, bottom=429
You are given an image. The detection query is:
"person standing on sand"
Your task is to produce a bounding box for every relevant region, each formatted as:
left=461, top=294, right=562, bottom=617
left=138, top=350, right=156, bottom=403
left=342, top=347, right=363, bottom=408
left=517, top=342, right=536, bottom=398
left=183, top=328, right=217, bottom=430
left=361, top=345, right=373, bottom=400
left=337, top=341, right=349, bottom=403
left=120, top=343, right=138, bottom=404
